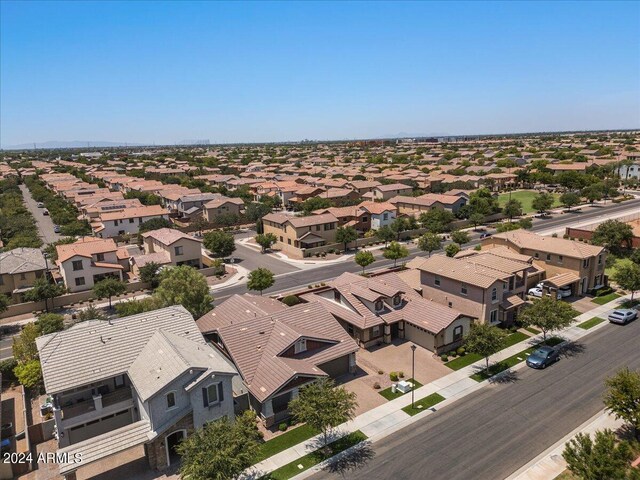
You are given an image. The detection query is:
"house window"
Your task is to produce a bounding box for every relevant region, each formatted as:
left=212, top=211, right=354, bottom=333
left=490, top=310, right=498, bottom=323
left=20, top=273, right=26, bottom=280
left=558, top=255, right=563, bottom=264
left=383, top=213, right=388, bottom=220
left=166, top=391, right=176, bottom=410
left=129, top=218, right=135, bottom=224
left=434, top=275, right=441, bottom=287
left=461, top=283, right=468, bottom=295
left=175, top=246, right=184, bottom=256
left=202, top=383, right=223, bottom=407
left=598, top=255, right=602, bottom=265
left=75, top=277, right=85, bottom=286
left=453, top=325, right=463, bottom=342
left=115, top=375, right=125, bottom=388
left=372, top=325, right=380, bottom=337
left=546, top=254, right=551, bottom=261
left=374, top=300, right=384, bottom=311
left=287, top=239, right=291, bottom=245
left=334, top=291, right=341, bottom=302
left=534, top=252, right=539, bottom=259
left=316, top=225, right=321, bottom=231
left=72, top=260, right=83, bottom=271
left=362, top=217, right=368, bottom=222
left=491, top=287, right=497, bottom=302
left=294, top=339, right=307, bottom=354
left=583, top=259, right=589, bottom=268
left=393, top=294, right=401, bottom=306
left=96, top=253, right=105, bottom=262
left=279, top=236, right=283, bottom=242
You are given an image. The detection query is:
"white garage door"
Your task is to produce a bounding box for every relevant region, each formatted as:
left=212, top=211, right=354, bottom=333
left=404, top=323, right=435, bottom=352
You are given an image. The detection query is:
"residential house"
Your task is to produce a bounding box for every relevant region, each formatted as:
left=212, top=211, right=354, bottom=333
left=202, top=197, right=245, bottom=223
left=262, top=212, right=338, bottom=258
left=56, top=237, right=129, bottom=293
left=131, top=228, right=203, bottom=274
left=358, top=201, right=397, bottom=230
left=37, top=306, right=237, bottom=476
left=313, top=206, right=370, bottom=232
left=0, top=248, right=47, bottom=302
left=482, top=230, right=607, bottom=296
left=198, top=297, right=357, bottom=427
left=370, top=183, right=414, bottom=201
left=91, top=205, right=170, bottom=238
left=300, top=272, right=471, bottom=353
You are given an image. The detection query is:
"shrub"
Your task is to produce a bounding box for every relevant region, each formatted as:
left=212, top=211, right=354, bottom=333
left=278, top=422, right=288, bottom=432
left=0, top=358, right=18, bottom=384
left=389, top=372, right=399, bottom=382
left=456, top=347, right=466, bottom=356
left=282, top=295, right=300, bottom=307
left=449, top=350, right=457, bottom=357
left=440, top=354, right=448, bottom=362
left=373, top=382, right=381, bottom=390
left=398, top=371, right=404, bottom=378
left=308, top=285, right=313, bottom=289
left=595, top=286, right=615, bottom=297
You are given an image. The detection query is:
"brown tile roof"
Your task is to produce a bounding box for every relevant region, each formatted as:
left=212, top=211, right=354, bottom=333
left=413, top=254, right=508, bottom=288
left=141, top=228, right=201, bottom=246
left=375, top=183, right=413, bottom=192
left=358, top=201, right=396, bottom=215
left=99, top=205, right=169, bottom=221
left=197, top=294, right=288, bottom=334
left=490, top=230, right=604, bottom=259
left=56, top=237, right=118, bottom=264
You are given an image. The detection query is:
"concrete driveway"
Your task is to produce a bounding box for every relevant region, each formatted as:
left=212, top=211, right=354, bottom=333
left=19, top=184, right=61, bottom=244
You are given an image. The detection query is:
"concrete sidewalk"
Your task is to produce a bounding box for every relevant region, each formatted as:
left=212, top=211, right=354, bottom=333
left=243, top=293, right=630, bottom=479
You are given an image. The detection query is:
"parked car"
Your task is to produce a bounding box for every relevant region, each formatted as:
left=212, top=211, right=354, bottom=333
left=608, top=309, right=638, bottom=325
left=53, top=225, right=61, bottom=233
left=528, top=287, right=561, bottom=300
left=42, top=209, right=49, bottom=215
left=526, top=346, right=560, bottom=369
left=480, top=232, right=492, bottom=239
left=558, top=286, right=572, bottom=298
left=37, top=202, right=44, bottom=208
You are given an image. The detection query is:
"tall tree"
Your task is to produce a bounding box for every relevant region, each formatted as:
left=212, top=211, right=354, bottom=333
left=604, top=367, right=640, bottom=439
left=139, top=262, right=161, bottom=288
left=383, top=241, right=409, bottom=267
left=468, top=212, right=485, bottom=231
left=519, top=296, right=577, bottom=342
left=464, top=323, right=507, bottom=374
left=560, top=191, right=581, bottom=211
left=502, top=199, right=523, bottom=221
left=612, top=262, right=640, bottom=301
left=155, top=266, right=213, bottom=318
left=0, top=295, right=8, bottom=314
left=336, top=226, right=359, bottom=252
left=177, top=411, right=263, bottom=480
left=12, top=323, right=40, bottom=364
left=254, top=233, right=278, bottom=253
left=592, top=220, right=634, bottom=254
left=417, top=232, right=442, bottom=257
left=138, top=217, right=174, bottom=233
left=419, top=209, right=455, bottom=233
left=23, top=276, right=66, bottom=312
left=92, top=278, right=127, bottom=309
left=531, top=192, right=555, bottom=214
left=203, top=230, right=236, bottom=259
left=562, top=429, right=633, bottom=480
left=247, top=268, right=275, bottom=295
left=450, top=229, right=470, bottom=246
left=289, top=378, right=358, bottom=447
left=36, top=313, right=64, bottom=335
left=354, top=250, right=375, bottom=275
left=375, top=225, right=395, bottom=247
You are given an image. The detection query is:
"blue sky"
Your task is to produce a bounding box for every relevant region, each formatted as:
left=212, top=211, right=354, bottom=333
left=1, top=1, right=639, bottom=146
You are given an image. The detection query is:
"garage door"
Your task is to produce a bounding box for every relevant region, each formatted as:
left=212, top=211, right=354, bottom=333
left=405, top=323, right=435, bottom=352
left=318, top=355, right=350, bottom=378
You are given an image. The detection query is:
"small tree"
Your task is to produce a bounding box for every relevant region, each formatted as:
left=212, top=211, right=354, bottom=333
left=612, top=261, right=640, bottom=300
left=255, top=233, right=278, bottom=253
left=23, top=277, right=65, bottom=312
left=139, top=262, right=161, bottom=288
left=76, top=304, right=107, bottom=322
left=419, top=209, right=455, bottom=233
left=519, top=296, right=577, bottom=342
left=375, top=225, right=395, bottom=247
left=592, top=219, right=633, bottom=254
left=14, top=360, right=43, bottom=390
left=12, top=323, right=40, bottom=364
left=336, top=226, right=358, bottom=252
left=177, top=410, right=263, bottom=480
left=0, top=295, right=9, bottom=314
left=502, top=199, right=523, bottom=221
left=450, top=229, right=470, bottom=246
left=247, top=268, right=275, bottom=295
left=417, top=232, right=441, bottom=257
left=138, top=217, right=173, bottom=233
left=155, top=266, right=213, bottom=318
left=519, top=217, right=533, bottom=230
left=289, top=378, right=357, bottom=447
left=203, top=230, right=236, bottom=259
left=383, top=241, right=409, bottom=268
left=468, top=212, right=485, bottom=231
left=531, top=192, right=555, bottom=213
left=281, top=295, right=300, bottom=307
left=36, top=313, right=64, bottom=335
left=354, top=250, right=375, bottom=275
left=560, top=192, right=581, bottom=211
left=93, top=278, right=127, bottom=309
left=562, top=429, right=633, bottom=480
left=464, top=323, right=507, bottom=374
left=445, top=243, right=461, bottom=257
left=603, top=367, right=640, bottom=439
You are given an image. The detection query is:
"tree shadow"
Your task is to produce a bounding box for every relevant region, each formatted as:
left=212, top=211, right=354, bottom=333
left=322, top=440, right=376, bottom=476
left=488, top=369, right=519, bottom=384
left=558, top=341, right=586, bottom=358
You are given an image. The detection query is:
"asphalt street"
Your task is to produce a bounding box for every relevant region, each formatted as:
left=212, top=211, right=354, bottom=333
left=311, top=317, right=640, bottom=480
left=213, top=198, right=640, bottom=304
left=20, top=183, right=61, bottom=244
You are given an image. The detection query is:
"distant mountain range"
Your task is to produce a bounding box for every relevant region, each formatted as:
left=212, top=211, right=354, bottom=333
left=1, top=140, right=146, bottom=150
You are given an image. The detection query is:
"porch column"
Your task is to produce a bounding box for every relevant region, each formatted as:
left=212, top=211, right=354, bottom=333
left=349, top=353, right=356, bottom=374
left=383, top=325, right=391, bottom=344
left=398, top=321, right=405, bottom=339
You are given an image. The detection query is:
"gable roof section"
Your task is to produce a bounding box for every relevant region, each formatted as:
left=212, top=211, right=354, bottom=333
left=0, top=248, right=46, bottom=274
left=141, top=228, right=202, bottom=246
left=56, top=237, right=118, bottom=264
left=197, top=293, right=287, bottom=334
left=491, top=230, right=604, bottom=258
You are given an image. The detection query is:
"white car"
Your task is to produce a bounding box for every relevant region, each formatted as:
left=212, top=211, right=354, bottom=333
left=37, top=202, right=44, bottom=208
left=558, top=286, right=572, bottom=298
left=528, top=287, right=561, bottom=300
left=608, top=309, right=638, bottom=325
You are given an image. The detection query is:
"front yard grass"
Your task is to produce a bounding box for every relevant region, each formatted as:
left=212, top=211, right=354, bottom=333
left=265, top=431, right=368, bottom=480
left=402, top=393, right=446, bottom=416
left=445, top=331, right=528, bottom=371
left=525, top=326, right=541, bottom=335
left=577, top=317, right=606, bottom=330
left=256, top=424, right=319, bottom=462
left=378, top=378, right=423, bottom=401
left=591, top=293, right=621, bottom=305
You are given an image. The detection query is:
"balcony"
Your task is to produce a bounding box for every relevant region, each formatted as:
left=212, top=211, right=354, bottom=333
left=62, top=388, right=133, bottom=422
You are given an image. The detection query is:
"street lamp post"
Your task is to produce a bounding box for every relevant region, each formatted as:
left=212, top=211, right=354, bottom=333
left=411, top=344, right=417, bottom=409
left=43, top=252, right=50, bottom=312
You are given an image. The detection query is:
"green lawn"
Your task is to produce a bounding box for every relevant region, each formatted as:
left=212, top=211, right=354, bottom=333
left=591, top=293, right=621, bottom=305
left=444, top=331, right=528, bottom=371
left=256, top=424, right=319, bottom=462
left=265, top=431, right=368, bottom=480
left=525, top=326, right=541, bottom=335
left=577, top=317, right=606, bottom=330
left=498, top=190, right=561, bottom=214
left=402, top=393, right=446, bottom=416
left=378, top=378, right=423, bottom=401
left=470, top=337, right=564, bottom=382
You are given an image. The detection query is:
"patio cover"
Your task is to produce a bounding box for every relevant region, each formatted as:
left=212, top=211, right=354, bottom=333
left=502, top=294, right=526, bottom=310
left=545, top=272, right=580, bottom=288
left=58, top=420, right=150, bottom=476
left=298, top=232, right=327, bottom=245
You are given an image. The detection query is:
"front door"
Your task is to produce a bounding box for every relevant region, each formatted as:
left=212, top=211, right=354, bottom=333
left=166, top=430, right=186, bottom=467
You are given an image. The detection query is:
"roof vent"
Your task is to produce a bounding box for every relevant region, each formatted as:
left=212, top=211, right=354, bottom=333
left=259, top=330, right=265, bottom=335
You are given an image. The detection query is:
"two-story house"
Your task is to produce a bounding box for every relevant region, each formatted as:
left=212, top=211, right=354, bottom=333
left=0, top=248, right=47, bottom=303
left=202, top=196, right=245, bottom=223
left=262, top=212, right=338, bottom=258
left=301, top=272, right=471, bottom=353
left=409, top=249, right=538, bottom=325
left=37, top=306, right=237, bottom=478
left=56, top=237, right=129, bottom=293
left=483, top=230, right=607, bottom=296
left=91, top=205, right=170, bottom=238
left=130, top=228, right=203, bottom=274
left=370, top=183, right=414, bottom=201
left=358, top=201, right=397, bottom=230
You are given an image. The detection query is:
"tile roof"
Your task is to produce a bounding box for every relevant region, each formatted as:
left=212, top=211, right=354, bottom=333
left=141, top=228, right=201, bottom=246
left=197, top=293, right=288, bottom=334
left=358, top=201, right=396, bottom=215
left=99, top=205, right=169, bottom=221
left=0, top=248, right=46, bottom=275
left=491, top=230, right=604, bottom=258
left=56, top=237, right=118, bottom=264
left=413, top=254, right=509, bottom=288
